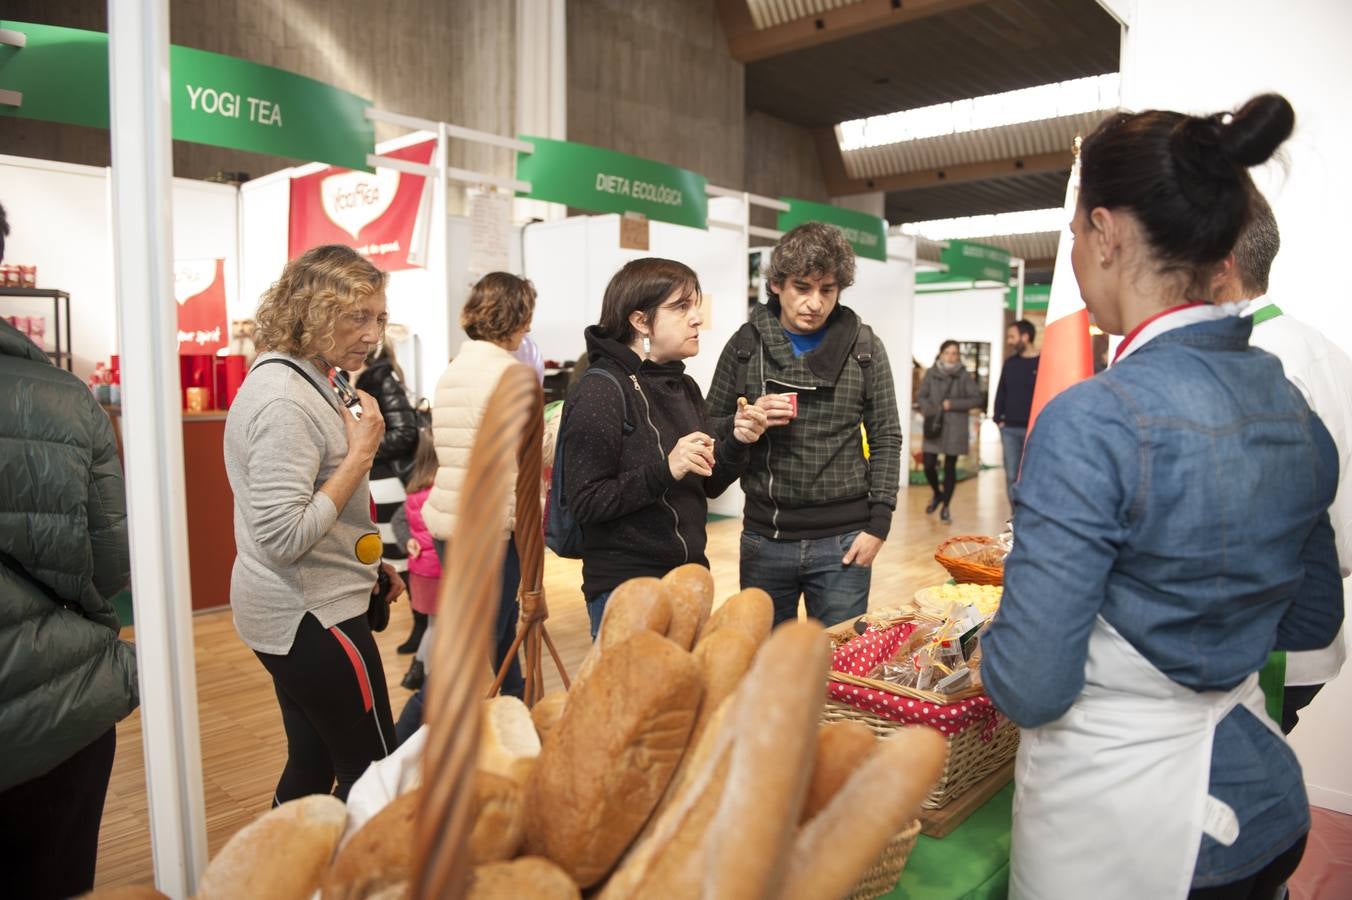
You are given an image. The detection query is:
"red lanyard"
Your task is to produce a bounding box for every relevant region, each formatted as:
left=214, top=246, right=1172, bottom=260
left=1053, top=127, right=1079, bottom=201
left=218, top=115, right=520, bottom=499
left=1112, top=302, right=1206, bottom=363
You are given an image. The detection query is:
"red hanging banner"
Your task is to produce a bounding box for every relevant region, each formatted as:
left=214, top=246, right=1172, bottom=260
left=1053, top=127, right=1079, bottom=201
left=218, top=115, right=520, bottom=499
left=287, top=139, right=435, bottom=271
left=175, top=258, right=229, bottom=354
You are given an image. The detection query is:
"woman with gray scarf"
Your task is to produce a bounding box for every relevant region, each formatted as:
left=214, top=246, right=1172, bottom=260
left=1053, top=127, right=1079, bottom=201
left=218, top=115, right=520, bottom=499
left=917, top=340, right=982, bottom=522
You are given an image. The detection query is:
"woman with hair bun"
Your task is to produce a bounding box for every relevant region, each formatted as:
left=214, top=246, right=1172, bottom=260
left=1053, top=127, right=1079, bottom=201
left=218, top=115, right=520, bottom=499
left=982, top=95, right=1342, bottom=897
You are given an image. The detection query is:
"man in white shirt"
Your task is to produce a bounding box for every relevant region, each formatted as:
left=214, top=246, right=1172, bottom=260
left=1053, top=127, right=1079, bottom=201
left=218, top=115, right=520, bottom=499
left=1213, top=190, right=1352, bottom=733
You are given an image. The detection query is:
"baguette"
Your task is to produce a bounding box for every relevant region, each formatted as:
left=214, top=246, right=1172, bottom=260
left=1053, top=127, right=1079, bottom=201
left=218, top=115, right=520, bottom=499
left=601, top=621, right=830, bottom=899
left=320, top=789, right=420, bottom=900
left=196, top=795, right=347, bottom=900
left=661, top=563, right=715, bottom=650
left=780, top=726, right=948, bottom=900
left=467, top=857, right=581, bottom=900
left=469, top=770, right=526, bottom=864
left=479, top=695, right=541, bottom=786
left=800, top=721, right=877, bottom=823
left=698, top=587, right=773, bottom=648
left=700, top=620, right=831, bottom=899
left=524, top=629, right=702, bottom=888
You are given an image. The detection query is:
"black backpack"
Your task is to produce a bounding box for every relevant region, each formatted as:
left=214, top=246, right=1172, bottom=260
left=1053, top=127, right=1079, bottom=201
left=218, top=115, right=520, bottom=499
left=545, top=367, right=635, bottom=559
left=730, top=321, right=875, bottom=402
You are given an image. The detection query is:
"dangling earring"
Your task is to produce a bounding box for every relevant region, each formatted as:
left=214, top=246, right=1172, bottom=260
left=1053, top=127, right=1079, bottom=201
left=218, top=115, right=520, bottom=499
left=642, top=335, right=651, bottom=357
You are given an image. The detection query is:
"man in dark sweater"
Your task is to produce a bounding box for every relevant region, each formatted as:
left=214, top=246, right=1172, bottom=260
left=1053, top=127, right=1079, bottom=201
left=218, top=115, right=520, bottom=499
left=707, top=223, right=902, bottom=627
left=993, top=319, right=1040, bottom=504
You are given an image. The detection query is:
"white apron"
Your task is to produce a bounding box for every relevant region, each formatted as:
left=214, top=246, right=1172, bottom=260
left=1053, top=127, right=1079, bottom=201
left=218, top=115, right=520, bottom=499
left=1009, top=615, right=1283, bottom=899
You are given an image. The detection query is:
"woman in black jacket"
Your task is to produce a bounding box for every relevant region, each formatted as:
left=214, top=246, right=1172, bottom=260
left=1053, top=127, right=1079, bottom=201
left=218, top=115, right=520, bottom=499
left=351, top=341, right=421, bottom=652
left=561, top=258, right=768, bottom=637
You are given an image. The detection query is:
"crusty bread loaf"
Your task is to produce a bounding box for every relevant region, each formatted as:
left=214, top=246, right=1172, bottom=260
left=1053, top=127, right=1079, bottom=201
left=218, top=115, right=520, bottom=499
left=320, top=789, right=419, bottom=900
left=800, top=721, right=877, bottom=823
left=196, top=794, right=347, bottom=900
left=698, top=587, right=773, bottom=648
left=467, top=857, right=581, bottom=900
left=479, top=695, right=541, bottom=786
left=80, top=886, right=170, bottom=900
left=524, top=629, right=702, bottom=888
left=361, top=884, right=406, bottom=900
left=601, top=621, right=830, bottom=899
left=781, top=726, right=948, bottom=900
left=530, top=690, right=569, bottom=744
left=661, top=563, right=715, bottom=650
left=469, top=770, right=526, bottom=864
left=597, top=577, right=672, bottom=650
left=572, top=577, right=673, bottom=688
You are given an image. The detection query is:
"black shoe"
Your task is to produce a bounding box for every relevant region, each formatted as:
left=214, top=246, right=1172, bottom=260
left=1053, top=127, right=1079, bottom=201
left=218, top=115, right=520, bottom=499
left=401, top=660, right=425, bottom=691
left=397, top=612, right=427, bottom=654
left=940, top=505, right=952, bottom=524
left=925, top=495, right=942, bottom=514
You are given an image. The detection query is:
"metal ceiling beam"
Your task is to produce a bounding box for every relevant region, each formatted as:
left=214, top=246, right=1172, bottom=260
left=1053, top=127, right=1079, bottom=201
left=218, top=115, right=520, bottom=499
left=812, top=126, right=1072, bottom=196
left=723, top=0, right=989, bottom=64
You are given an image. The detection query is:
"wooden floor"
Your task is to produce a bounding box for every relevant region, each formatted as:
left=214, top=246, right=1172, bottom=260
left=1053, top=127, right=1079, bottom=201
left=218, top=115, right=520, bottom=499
left=93, top=468, right=1013, bottom=889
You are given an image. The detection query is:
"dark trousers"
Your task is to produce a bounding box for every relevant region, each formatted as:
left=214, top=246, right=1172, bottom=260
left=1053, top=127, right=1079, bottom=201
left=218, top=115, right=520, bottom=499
left=1188, top=834, right=1306, bottom=899
left=255, top=611, right=396, bottom=803
left=923, top=452, right=959, bottom=504
left=0, top=727, right=117, bottom=899
left=1281, top=683, right=1324, bottom=735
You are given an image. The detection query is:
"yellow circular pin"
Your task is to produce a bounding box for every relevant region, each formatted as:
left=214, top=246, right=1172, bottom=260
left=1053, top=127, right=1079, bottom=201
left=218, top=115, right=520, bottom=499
left=355, top=532, right=383, bottom=565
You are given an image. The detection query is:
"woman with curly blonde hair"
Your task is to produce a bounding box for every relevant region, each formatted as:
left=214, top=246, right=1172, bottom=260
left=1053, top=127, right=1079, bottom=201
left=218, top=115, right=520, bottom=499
left=418, top=271, right=538, bottom=699
left=224, top=244, right=403, bottom=803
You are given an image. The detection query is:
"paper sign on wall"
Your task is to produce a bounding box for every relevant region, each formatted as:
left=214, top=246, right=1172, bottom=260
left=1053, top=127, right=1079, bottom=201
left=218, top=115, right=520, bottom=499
left=468, top=188, right=514, bottom=277
left=175, top=259, right=228, bottom=354
left=288, top=140, right=435, bottom=271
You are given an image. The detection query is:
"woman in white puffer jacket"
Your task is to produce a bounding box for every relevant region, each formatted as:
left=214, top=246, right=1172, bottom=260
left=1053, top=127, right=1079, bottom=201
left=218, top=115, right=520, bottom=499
left=421, top=272, right=537, bottom=698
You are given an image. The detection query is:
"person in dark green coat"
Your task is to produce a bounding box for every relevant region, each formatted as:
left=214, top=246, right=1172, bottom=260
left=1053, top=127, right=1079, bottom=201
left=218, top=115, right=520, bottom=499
left=0, top=203, right=138, bottom=899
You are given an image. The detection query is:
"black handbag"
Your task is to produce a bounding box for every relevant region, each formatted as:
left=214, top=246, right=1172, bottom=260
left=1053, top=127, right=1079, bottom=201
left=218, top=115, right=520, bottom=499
left=923, top=411, right=945, bottom=440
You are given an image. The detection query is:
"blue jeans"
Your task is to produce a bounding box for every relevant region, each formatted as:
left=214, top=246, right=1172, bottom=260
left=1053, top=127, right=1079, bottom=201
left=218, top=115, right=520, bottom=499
left=585, top=590, right=610, bottom=641
left=739, top=529, right=871, bottom=628
left=1000, top=426, right=1027, bottom=503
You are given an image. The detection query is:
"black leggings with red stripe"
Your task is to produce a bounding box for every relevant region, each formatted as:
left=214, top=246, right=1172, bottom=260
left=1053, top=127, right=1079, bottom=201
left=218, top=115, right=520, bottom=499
left=255, top=611, right=396, bottom=804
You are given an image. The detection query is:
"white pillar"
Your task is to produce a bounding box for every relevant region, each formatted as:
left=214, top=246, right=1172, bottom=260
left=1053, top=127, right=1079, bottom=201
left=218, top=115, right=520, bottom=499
left=515, top=0, right=567, bottom=222
left=107, top=1, right=209, bottom=894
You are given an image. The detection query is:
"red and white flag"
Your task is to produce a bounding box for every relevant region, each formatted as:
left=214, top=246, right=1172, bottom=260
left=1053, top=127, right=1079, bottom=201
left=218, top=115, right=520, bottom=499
left=1026, top=156, right=1094, bottom=435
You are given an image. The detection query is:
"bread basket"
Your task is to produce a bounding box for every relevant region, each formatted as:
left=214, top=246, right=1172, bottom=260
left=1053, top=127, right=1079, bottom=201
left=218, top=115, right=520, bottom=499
left=933, top=535, right=1007, bottom=586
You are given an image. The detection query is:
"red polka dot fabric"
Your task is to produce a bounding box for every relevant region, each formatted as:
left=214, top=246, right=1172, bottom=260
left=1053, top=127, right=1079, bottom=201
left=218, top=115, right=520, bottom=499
left=828, top=622, right=1004, bottom=740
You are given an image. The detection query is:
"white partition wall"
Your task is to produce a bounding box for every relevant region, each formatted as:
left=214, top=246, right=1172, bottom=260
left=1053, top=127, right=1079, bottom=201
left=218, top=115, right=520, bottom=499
left=844, top=234, right=918, bottom=477
left=522, top=208, right=746, bottom=395
left=0, top=155, right=241, bottom=378
left=0, top=155, right=115, bottom=376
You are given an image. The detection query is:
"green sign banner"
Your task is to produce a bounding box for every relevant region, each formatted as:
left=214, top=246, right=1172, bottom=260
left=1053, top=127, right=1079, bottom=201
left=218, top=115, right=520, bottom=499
left=516, top=136, right=708, bottom=229
left=940, top=240, right=1011, bottom=283
left=1, top=21, right=374, bottom=170
left=1006, top=283, right=1050, bottom=311
left=776, top=197, right=887, bottom=262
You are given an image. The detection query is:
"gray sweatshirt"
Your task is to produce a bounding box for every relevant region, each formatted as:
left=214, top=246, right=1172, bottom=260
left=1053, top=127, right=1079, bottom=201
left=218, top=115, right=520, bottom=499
left=223, top=352, right=378, bottom=654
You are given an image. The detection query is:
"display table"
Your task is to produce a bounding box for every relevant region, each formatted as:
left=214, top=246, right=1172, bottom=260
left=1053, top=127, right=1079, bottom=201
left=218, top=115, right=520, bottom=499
left=886, top=784, right=1013, bottom=899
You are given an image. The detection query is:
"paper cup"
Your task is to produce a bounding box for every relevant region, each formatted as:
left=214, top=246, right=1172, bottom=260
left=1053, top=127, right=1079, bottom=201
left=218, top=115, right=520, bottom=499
left=783, top=392, right=798, bottom=417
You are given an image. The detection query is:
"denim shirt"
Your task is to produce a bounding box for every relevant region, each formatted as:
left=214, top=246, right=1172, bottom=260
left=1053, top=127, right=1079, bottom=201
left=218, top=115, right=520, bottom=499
left=983, top=316, right=1343, bottom=887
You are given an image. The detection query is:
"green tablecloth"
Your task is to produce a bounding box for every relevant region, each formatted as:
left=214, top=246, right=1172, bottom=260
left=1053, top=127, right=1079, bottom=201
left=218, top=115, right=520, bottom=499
left=881, top=784, right=1012, bottom=900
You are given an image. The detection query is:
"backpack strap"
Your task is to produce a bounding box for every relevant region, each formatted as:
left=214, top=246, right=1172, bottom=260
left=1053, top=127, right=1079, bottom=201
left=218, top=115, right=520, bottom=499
left=579, top=366, right=635, bottom=435
left=853, top=324, right=874, bottom=404
left=255, top=357, right=345, bottom=419
left=732, top=321, right=760, bottom=398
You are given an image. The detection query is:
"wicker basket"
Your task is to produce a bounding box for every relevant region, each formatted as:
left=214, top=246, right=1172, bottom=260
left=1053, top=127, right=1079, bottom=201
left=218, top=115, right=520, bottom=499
left=934, top=535, right=1006, bottom=585
left=823, top=699, right=1017, bottom=810
left=846, top=819, right=923, bottom=900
